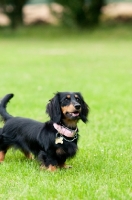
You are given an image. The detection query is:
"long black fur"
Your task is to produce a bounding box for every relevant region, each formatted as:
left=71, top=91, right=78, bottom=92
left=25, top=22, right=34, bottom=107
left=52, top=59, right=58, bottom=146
left=0, top=92, right=89, bottom=169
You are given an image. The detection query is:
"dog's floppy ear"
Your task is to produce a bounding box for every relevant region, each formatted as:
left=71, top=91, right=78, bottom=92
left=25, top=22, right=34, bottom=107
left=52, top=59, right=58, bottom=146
left=77, top=93, right=89, bottom=123
left=46, top=93, right=61, bottom=123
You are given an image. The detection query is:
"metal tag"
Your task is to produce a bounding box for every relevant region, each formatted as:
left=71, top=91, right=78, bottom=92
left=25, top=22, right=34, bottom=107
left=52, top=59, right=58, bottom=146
left=55, top=136, right=63, bottom=144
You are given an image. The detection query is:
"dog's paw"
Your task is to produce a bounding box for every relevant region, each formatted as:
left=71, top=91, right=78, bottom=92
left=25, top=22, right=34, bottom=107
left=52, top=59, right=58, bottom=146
left=59, top=163, right=72, bottom=169
left=40, top=164, right=57, bottom=172
left=24, top=153, right=34, bottom=160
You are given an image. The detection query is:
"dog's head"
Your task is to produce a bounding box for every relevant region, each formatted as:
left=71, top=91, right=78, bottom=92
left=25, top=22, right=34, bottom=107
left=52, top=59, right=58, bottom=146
left=46, top=92, right=89, bottom=126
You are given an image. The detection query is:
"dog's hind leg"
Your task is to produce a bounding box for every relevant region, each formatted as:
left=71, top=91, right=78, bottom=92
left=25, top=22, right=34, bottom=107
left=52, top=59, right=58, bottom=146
left=0, top=150, right=7, bottom=163
left=0, top=135, right=10, bottom=163
left=0, top=141, right=10, bottom=163
left=21, top=150, right=34, bottom=160
left=0, top=139, right=8, bottom=163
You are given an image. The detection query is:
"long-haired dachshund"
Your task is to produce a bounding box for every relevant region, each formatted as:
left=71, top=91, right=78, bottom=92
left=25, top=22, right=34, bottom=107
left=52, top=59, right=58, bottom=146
left=0, top=92, right=89, bottom=171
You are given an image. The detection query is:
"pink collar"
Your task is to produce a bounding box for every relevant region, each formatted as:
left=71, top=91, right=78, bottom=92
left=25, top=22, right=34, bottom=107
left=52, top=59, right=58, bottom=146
left=53, top=123, right=78, bottom=138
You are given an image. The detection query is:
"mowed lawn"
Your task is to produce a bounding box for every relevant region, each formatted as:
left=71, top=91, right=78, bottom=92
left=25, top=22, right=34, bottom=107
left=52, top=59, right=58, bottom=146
left=0, top=26, right=132, bottom=200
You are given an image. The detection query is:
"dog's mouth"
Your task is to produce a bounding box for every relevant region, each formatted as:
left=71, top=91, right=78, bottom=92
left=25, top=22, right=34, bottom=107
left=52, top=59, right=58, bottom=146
left=66, top=111, right=80, bottom=118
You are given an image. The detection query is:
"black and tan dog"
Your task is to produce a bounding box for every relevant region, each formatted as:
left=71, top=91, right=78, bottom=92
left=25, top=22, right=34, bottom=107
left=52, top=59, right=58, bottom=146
left=0, top=92, right=89, bottom=171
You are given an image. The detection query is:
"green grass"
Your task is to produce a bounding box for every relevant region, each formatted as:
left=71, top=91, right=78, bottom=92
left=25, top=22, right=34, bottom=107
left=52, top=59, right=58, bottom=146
left=0, top=25, right=132, bottom=200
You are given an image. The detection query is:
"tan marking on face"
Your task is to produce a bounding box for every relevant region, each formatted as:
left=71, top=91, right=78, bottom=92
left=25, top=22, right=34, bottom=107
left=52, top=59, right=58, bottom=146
left=61, top=104, right=80, bottom=128
left=67, top=95, right=71, bottom=98
left=75, top=94, right=78, bottom=98
left=63, top=118, right=78, bottom=128
left=61, top=104, right=75, bottom=114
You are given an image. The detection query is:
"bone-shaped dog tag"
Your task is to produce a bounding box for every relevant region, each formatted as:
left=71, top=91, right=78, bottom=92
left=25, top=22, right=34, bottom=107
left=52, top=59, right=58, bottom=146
left=55, top=136, right=63, bottom=144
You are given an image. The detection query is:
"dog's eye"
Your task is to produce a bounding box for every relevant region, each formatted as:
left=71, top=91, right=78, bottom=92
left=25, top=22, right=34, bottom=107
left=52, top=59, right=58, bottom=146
left=65, top=97, right=70, bottom=101
left=61, top=97, right=70, bottom=106
left=76, top=97, right=80, bottom=102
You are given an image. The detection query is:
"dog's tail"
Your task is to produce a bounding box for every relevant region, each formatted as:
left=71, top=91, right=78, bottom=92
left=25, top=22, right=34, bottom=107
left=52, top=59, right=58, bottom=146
left=0, top=93, right=14, bottom=122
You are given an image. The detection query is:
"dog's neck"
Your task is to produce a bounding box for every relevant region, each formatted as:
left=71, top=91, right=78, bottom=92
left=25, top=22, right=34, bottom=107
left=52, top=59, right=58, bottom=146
left=61, top=119, right=78, bottom=130
left=53, top=119, right=78, bottom=138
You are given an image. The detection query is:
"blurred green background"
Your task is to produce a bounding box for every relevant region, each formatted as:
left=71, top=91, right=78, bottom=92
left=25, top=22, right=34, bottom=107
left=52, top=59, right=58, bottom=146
left=0, top=0, right=132, bottom=200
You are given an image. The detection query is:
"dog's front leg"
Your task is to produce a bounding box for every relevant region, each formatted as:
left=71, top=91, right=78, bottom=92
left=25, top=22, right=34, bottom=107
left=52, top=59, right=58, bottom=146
left=58, top=163, right=72, bottom=169
left=38, top=150, right=58, bottom=172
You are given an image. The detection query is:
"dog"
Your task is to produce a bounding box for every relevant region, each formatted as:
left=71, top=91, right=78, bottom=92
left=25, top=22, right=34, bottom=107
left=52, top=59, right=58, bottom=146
left=0, top=92, right=89, bottom=171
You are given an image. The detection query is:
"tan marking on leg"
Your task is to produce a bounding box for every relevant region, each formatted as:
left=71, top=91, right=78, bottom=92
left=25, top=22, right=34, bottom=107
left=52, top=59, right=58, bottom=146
left=0, top=151, right=5, bottom=163
left=23, top=151, right=34, bottom=159
left=47, top=164, right=57, bottom=172
left=40, top=164, right=57, bottom=172
left=59, top=163, right=72, bottom=169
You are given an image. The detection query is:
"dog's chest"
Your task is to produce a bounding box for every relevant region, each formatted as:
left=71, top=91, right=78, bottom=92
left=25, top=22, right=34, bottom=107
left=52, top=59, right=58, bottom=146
left=55, top=142, right=77, bottom=158
left=56, top=148, right=66, bottom=156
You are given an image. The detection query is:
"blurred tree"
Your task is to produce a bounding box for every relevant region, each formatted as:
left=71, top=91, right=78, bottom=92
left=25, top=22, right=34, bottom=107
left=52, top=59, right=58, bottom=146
left=54, top=0, right=105, bottom=27
left=0, top=0, right=28, bottom=28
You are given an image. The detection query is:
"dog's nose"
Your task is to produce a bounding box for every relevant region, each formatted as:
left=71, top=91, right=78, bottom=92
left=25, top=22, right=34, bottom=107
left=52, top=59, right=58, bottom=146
left=74, top=104, right=81, bottom=110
